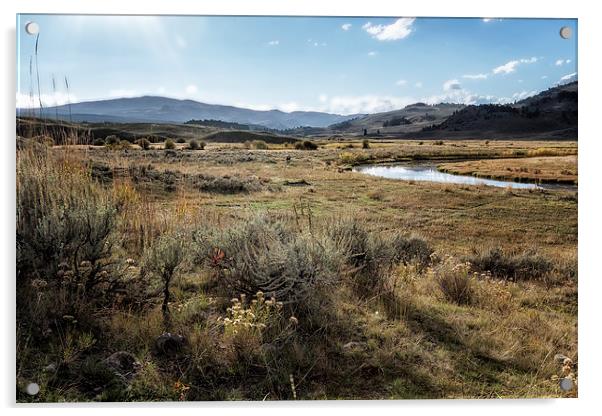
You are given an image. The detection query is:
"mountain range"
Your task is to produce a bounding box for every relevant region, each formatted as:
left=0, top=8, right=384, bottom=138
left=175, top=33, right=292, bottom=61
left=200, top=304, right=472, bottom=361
left=17, top=82, right=577, bottom=139
left=17, top=96, right=360, bottom=130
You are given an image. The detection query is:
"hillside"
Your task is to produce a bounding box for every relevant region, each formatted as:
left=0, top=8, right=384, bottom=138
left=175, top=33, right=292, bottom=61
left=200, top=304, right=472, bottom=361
left=416, top=82, right=578, bottom=139
left=18, top=96, right=360, bottom=130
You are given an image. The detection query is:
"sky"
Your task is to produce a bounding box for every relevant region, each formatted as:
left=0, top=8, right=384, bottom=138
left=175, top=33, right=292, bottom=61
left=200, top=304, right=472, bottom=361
left=16, top=15, right=578, bottom=115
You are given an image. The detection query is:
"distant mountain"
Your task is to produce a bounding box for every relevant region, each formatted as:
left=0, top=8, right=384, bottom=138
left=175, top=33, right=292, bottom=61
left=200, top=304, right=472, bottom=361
left=18, top=96, right=361, bottom=130
left=323, top=102, right=466, bottom=135
left=417, top=82, right=577, bottom=139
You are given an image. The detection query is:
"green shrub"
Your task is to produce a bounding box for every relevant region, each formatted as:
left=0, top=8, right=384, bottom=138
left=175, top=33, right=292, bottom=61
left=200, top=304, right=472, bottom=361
left=362, top=139, right=370, bottom=149
left=142, top=232, right=187, bottom=323
left=16, top=144, right=117, bottom=289
left=468, top=247, right=553, bottom=281
left=176, top=138, right=186, bottom=143
left=433, top=258, right=474, bottom=305
left=105, top=135, right=119, bottom=145
left=193, top=173, right=264, bottom=194
left=188, top=139, right=205, bottom=150
left=252, top=140, right=269, bottom=150
left=294, top=140, right=318, bottom=150
left=164, top=139, right=175, bottom=150
left=136, top=138, right=151, bottom=150
left=93, top=138, right=105, bottom=146
left=200, top=215, right=340, bottom=312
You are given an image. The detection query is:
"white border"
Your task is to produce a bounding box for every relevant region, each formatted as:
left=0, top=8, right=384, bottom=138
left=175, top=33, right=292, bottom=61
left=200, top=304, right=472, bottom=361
left=2, top=1, right=600, bottom=414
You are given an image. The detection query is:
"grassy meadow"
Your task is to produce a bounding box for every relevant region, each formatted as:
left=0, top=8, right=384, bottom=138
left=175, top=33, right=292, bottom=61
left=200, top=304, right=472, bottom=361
left=16, top=136, right=578, bottom=401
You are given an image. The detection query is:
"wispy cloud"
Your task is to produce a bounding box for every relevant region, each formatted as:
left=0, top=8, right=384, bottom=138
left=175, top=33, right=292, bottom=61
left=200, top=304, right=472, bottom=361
left=492, top=57, right=538, bottom=74
left=16, top=91, right=77, bottom=108
left=323, top=94, right=415, bottom=114
left=185, top=84, right=198, bottom=95
left=462, top=73, right=488, bottom=80
left=395, top=79, right=407, bottom=86
left=267, top=40, right=280, bottom=46
left=443, top=79, right=462, bottom=91
left=555, top=58, right=572, bottom=66
left=367, top=51, right=378, bottom=56
left=414, top=81, right=423, bottom=88
left=362, top=18, right=415, bottom=41
left=341, top=23, right=352, bottom=31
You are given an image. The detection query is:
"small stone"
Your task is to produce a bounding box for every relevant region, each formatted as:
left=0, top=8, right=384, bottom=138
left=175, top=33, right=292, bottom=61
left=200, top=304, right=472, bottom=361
left=554, top=354, right=569, bottom=363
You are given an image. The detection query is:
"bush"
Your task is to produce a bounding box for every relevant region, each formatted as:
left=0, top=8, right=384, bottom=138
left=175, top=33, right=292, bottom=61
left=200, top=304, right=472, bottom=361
left=252, top=140, right=268, bottom=150
left=93, top=138, right=105, bottom=146
left=136, top=138, right=151, bottom=150
left=17, top=144, right=117, bottom=289
left=176, top=138, right=186, bottom=144
left=142, top=232, right=187, bottom=323
left=362, top=139, right=370, bottom=149
left=199, top=215, right=340, bottom=312
left=294, top=140, right=318, bottom=150
left=468, top=247, right=553, bottom=281
left=188, top=139, right=205, bottom=150
left=105, top=135, right=119, bottom=145
left=193, top=173, right=264, bottom=194
left=433, top=258, right=474, bottom=305
left=434, top=140, right=444, bottom=146
left=326, top=219, right=430, bottom=294
left=164, top=139, right=175, bottom=150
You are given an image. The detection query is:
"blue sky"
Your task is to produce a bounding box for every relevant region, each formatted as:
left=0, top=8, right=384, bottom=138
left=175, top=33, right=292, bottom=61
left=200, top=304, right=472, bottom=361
left=16, top=15, right=577, bottom=114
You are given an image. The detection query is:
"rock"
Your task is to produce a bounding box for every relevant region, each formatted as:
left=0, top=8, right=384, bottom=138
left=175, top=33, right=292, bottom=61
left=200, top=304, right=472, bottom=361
left=43, top=363, right=57, bottom=373
left=104, top=351, right=141, bottom=381
left=155, top=333, right=187, bottom=356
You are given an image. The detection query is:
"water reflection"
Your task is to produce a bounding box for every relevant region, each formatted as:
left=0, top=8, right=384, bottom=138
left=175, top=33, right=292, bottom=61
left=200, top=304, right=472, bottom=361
left=354, top=164, right=542, bottom=189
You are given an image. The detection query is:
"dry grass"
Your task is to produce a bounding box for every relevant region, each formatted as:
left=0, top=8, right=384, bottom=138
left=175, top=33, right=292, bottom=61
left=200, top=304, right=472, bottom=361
left=438, top=155, right=578, bottom=184
left=16, top=138, right=578, bottom=401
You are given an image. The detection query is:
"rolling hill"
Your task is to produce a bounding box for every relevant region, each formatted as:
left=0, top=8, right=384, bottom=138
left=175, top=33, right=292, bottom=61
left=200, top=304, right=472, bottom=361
left=18, top=96, right=360, bottom=130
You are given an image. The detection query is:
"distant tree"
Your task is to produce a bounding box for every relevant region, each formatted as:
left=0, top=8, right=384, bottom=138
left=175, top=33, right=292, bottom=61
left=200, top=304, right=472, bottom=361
left=363, top=128, right=368, bottom=136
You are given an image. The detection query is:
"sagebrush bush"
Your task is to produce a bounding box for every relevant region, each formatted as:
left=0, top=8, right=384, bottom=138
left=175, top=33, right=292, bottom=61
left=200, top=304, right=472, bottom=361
left=432, top=257, right=474, bottom=305
left=362, top=139, right=370, bottom=149
left=252, top=140, right=268, bottom=150
left=193, top=173, right=264, bottom=194
left=198, top=215, right=340, bottom=313
left=17, top=144, right=117, bottom=288
left=294, top=140, right=318, bottom=150
left=105, top=135, right=119, bottom=145
left=93, top=138, right=105, bottom=146
left=142, top=231, right=188, bottom=322
left=136, top=138, right=151, bottom=150
left=164, top=139, right=175, bottom=150
left=176, top=138, right=186, bottom=144
left=326, top=219, right=432, bottom=295
left=188, top=139, right=201, bottom=150
left=468, top=247, right=553, bottom=281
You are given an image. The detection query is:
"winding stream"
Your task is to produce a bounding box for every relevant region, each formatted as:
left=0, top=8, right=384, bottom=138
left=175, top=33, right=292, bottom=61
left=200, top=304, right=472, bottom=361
left=353, top=163, right=550, bottom=189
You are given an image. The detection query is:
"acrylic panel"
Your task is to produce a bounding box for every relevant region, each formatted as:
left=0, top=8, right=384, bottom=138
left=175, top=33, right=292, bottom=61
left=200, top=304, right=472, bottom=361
left=16, top=14, right=578, bottom=402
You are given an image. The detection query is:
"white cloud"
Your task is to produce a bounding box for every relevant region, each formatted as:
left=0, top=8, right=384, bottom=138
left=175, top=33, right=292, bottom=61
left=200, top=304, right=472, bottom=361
left=443, top=79, right=462, bottom=91
left=493, top=57, right=538, bottom=75
left=493, top=60, right=520, bottom=74
left=323, top=95, right=415, bottom=115
left=555, top=58, right=572, bottom=66
left=16, top=91, right=77, bottom=108
left=267, top=40, right=279, bottom=46
left=362, top=18, right=415, bottom=41
left=541, top=75, right=548, bottom=79
left=414, top=81, right=423, bottom=88
left=157, top=86, right=166, bottom=95
left=185, top=84, right=198, bottom=95
left=396, top=79, right=407, bottom=86
left=462, top=73, right=488, bottom=80
left=318, top=94, right=328, bottom=103
left=367, top=51, right=378, bottom=56
left=279, top=102, right=301, bottom=112
left=559, top=72, right=578, bottom=83
left=341, top=23, right=352, bottom=31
